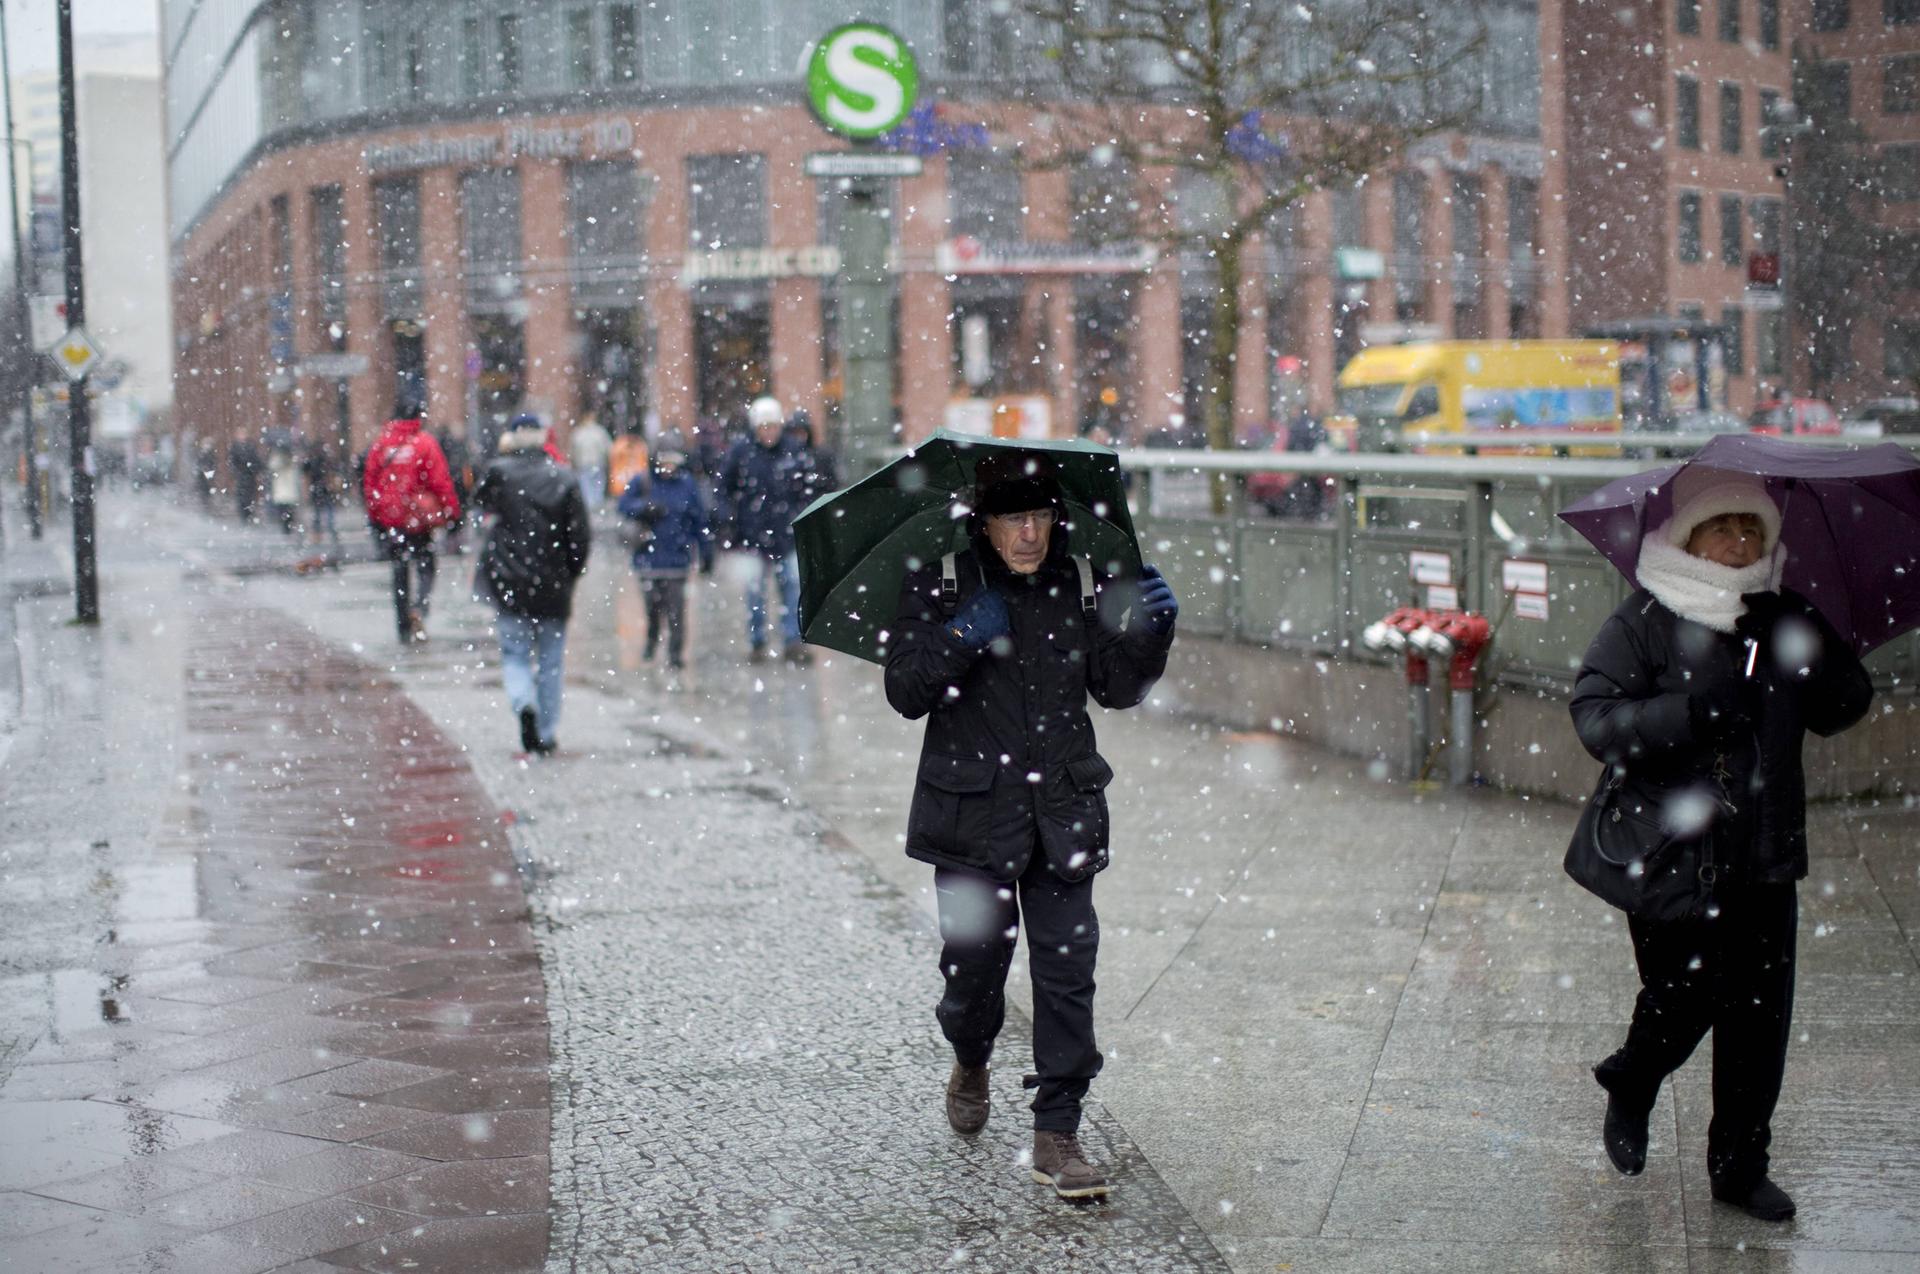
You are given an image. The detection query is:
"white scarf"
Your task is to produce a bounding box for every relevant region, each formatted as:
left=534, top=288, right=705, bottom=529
left=1635, top=537, right=1775, bottom=632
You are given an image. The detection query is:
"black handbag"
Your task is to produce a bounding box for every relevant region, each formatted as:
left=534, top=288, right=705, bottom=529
left=1562, top=766, right=1718, bottom=922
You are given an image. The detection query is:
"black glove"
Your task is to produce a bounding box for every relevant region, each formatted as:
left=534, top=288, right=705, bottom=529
left=1136, top=564, right=1179, bottom=636
left=1688, top=679, right=1754, bottom=744
left=1734, top=590, right=1789, bottom=643
left=946, top=587, right=1011, bottom=652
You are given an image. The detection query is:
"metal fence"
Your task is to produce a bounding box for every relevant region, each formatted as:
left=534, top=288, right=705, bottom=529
left=1121, top=446, right=1917, bottom=692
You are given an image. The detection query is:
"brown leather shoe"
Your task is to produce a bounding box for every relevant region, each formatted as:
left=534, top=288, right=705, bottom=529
left=945, top=1062, right=989, bottom=1135
left=1031, top=1130, right=1110, bottom=1199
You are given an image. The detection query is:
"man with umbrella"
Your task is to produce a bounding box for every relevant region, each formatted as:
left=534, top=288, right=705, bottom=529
left=1559, top=437, right=1914, bottom=1221
left=881, top=450, right=1179, bottom=1200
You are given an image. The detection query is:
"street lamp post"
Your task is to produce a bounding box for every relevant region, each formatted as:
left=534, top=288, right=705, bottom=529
left=56, top=0, right=96, bottom=621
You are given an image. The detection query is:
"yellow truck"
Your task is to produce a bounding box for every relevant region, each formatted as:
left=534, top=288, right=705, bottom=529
left=1332, top=340, right=1621, bottom=451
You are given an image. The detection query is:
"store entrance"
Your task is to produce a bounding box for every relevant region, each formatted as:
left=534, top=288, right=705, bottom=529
left=693, top=292, right=771, bottom=421
left=471, top=313, right=526, bottom=452
left=579, top=307, right=649, bottom=435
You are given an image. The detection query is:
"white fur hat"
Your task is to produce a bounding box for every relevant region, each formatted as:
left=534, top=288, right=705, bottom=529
left=1660, top=468, right=1781, bottom=553
left=748, top=396, right=784, bottom=428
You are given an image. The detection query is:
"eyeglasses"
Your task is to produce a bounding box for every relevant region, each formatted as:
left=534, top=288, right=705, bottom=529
left=986, top=509, right=1056, bottom=531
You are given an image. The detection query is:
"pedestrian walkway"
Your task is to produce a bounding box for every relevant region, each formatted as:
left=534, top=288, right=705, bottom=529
left=6, top=490, right=1920, bottom=1272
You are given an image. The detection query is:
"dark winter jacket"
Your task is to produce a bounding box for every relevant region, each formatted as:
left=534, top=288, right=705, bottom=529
left=884, top=531, right=1173, bottom=883
left=1570, top=587, right=1872, bottom=885
left=721, top=438, right=796, bottom=558
left=780, top=424, right=839, bottom=511
left=472, top=447, right=592, bottom=620
left=617, top=470, right=713, bottom=577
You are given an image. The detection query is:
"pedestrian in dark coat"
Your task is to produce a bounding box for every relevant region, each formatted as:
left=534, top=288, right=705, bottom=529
left=473, top=421, right=592, bottom=755
left=884, top=451, right=1178, bottom=1201
left=720, top=396, right=805, bottom=663
left=1571, top=468, right=1872, bottom=1221
left=617, top=448, right=713, bottom=674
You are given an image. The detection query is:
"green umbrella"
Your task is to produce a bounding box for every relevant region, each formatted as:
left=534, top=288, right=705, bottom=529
left=794, top=430, right=1141, bottom=664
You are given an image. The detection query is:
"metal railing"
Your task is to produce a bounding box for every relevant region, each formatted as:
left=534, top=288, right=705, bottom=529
left=1119, top=447, right=1916, bottom=692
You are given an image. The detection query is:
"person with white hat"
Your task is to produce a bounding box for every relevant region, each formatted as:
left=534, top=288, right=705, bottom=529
left=1569, top=468, right=1873, bottom=1221
left=719, top=395, right=808, bottom=664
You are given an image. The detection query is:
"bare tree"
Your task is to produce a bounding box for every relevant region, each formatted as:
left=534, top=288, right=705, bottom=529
left=1016, top=0, right=1491, bottom=467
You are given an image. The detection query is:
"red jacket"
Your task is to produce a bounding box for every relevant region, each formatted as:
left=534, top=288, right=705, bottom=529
left=363, top=418, right=460, bottom=533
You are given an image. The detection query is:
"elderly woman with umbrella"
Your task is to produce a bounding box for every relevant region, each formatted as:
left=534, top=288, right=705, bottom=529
left=1560, top=435, right=1919, bottom=1221
left=794, top=433, right=1178, bottom=1201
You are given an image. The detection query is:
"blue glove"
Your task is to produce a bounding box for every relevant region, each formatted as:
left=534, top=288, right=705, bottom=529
left=1136, top=564, right=1178, bottom=636
left=946, top=587, right=1011, bottom=652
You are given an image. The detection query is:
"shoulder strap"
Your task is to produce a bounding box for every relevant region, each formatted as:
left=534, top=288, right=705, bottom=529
left=1074, top=556, right=1097, bottom=625
left=940, top=552, right=958, bottom=613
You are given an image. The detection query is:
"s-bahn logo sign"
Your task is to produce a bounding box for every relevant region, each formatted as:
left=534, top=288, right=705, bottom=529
left=807, top=23, right=918, bottom=140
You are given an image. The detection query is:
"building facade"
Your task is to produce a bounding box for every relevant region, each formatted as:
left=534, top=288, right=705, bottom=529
left=163, top=0, right=1573, bottom=458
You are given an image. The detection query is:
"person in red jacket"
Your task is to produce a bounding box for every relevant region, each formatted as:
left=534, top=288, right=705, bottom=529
left=363, top=403, right=460, bottom=643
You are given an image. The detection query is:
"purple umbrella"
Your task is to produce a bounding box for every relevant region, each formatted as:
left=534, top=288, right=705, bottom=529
left=1559, top=434, right=1920, bottom=654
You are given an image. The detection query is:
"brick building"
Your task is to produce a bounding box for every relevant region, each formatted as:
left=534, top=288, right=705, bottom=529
left=165, top=3, right=1910, bottom=463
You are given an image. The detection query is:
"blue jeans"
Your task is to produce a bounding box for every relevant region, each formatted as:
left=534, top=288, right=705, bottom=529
left=745, top=550, right=802, bottom=649
left=579, top=468, right=606, bottom=511
left=496, top=612, right=567, bottom=747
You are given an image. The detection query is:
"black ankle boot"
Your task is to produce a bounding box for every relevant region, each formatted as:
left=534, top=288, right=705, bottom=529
left=1711, top=1175, right=1796, bottom=1221
left=1593, top=1062, right=1652, bottom=1176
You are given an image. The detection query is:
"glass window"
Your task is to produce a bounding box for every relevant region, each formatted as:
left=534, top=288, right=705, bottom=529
left=1332, top=183, right=1365, bottom=250
left=1720, top=195, right=1743, bottom=265
left=1677, top=76, right=1701, bottom=149
left=1722, top=307, right=1745, bottom=375
left=1756, top=309, right=1783, bottom=375
left=1760, top=89, right=1783, bottom=157
left=1885, top=56, right=1920, bottom=114
left=1799, top=61, right=1852, bottom=126
left=1392, top=169, right=1426, bottom=315
left=570, top=160, right=642, bottom=262
left=1812, top=0, right=1849, bottom=30
left=948, top=151, right=1025, bottom=242
left=1451, top=174, right=1484, bottom=264
left=1890, top=0, right=1920, bottom=25
left=687, top=153, right=767, bottom=249
left=310, top=185, right=346, bottom=281
left=1507, top=177, right=1538, bottom=264
left=610, top=5, right=639, bottom=82
left=463, top=168, right=523, bottom=272
left=1678, top=192, right=1702, bottom=263
left=375, top=176, right=421, bottom=272
left=1679, top=0, right=1701, bottom=33
left=270, top=194, right=292, bottom=282
left=1886, top=145, right=1920, bottom=202
left=404, top=26, right=425, bottom=101
left=1719, top=0, right=1740, bottom=40
left=497, top=14, right=522, bottom=94
left=1069, top=153, right=1136, bottom=245
left=1887, top=321, right=1920, bottom=381
left=1759, top=0, right=1780, bottom=46
left=568, top=10, right=596, bottom=88
left=1750, top=197, right=1782, bottom=255
left=1720, top=83, right=1743, bottom=153
left=461, top=17, right=485, bottom=98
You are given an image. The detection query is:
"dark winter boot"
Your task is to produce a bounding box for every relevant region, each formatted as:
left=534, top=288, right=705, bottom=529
left=1593, top=1060, right=1653, bottom=1176
left=945, top=1062, right=989, bottom=1135
left=518, top=708, right=541, bottom=755
left=1031, top=1130, right=1110, bottom=1200
left=1711, top=1175, right=1796, bottom=1221
left=783, top=643, right=813, bottom=666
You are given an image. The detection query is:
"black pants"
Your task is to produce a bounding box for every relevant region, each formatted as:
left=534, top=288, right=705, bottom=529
left=934, top=853, right=1102, bottom=1133
left=1597, top=881, right=1798, bottom=1187
left=382, top=530, right=437, bottom=637
left=642, top=575, right=688, bottom=668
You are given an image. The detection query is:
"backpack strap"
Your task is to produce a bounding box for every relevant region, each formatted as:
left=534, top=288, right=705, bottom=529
left=1073, top=556, right=1097, bottom=626
left=940, top=552, right=959, bottom=614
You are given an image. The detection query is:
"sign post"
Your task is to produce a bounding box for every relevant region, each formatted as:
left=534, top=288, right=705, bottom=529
left=56, top=0, right=96, bottom=623
left=805, top=23, right=918, bottom=478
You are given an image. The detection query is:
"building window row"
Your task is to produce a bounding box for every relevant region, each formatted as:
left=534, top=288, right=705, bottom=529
left=1678, top=190, right=1781, bottom=267
left=1678, top=76, right=1787, bottom=155
left=1678, top=0, right=1780, bottom=46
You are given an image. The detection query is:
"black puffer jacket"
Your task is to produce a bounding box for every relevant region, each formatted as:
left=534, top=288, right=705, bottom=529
left=1569, top=587, right=1873, bottom=883
left=472, top=449, right=592, bottom=620
left=884, top=531, right=1172, bottom=883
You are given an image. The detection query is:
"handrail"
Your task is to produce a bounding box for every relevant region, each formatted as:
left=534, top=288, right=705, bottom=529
left=1396, top=430, right=1920, bottom=453
left=1114, top=448, right=1647, bottom=481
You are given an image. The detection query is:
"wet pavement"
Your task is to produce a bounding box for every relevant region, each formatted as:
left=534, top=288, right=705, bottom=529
left=5, top=490, right=1920, bottom=1271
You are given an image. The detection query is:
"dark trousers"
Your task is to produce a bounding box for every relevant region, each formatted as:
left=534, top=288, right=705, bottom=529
left=1597, top=881, right=1798, bottom=1187
left=382, top=530, right=437, bottom=637
left=934, top=853, right=1102, bottom=1133
left=641, top=575, right=689, bottom=668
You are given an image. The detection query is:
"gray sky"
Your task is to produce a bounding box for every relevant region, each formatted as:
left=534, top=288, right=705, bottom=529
left=4, top=0, right=159, bottom=76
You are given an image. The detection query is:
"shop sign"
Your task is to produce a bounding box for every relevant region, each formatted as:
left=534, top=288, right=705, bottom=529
left=300, top=352, right=369, bottom=378
left=364, top=119, right=637, bottom=175
left=682, top=245, right=843, bottom=285
left=936, top=237, right=1158, bottom=276
left=1335, top=247, right=1385, bottom=280
left=1408, top=550, right=1452, bottom=586
left=806, top=151, right=923, bottom=178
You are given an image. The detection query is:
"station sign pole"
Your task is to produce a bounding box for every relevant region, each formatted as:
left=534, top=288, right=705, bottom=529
left=805, top=23, right=920, bottom=480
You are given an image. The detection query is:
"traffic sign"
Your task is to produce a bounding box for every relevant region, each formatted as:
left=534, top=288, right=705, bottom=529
left=51, top=327, right=102, bottom=382
left=805, top=151, right=923, bottom=179
left=806, top=23, right=918, bottom=140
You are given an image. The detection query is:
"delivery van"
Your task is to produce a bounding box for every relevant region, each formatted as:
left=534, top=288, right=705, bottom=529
left=1332, top=341, right=1621, bottom=451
